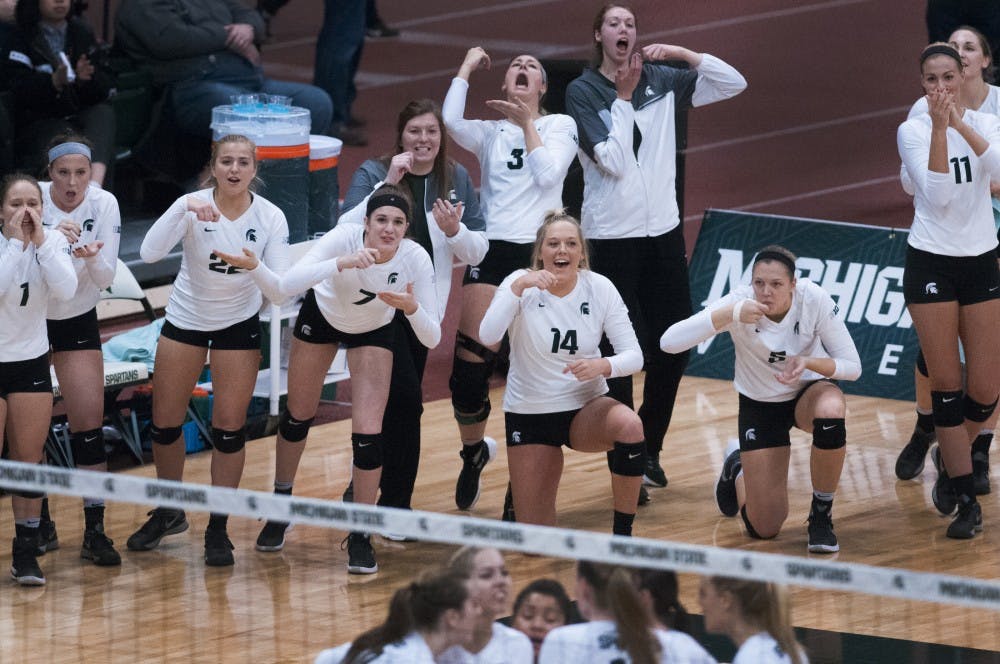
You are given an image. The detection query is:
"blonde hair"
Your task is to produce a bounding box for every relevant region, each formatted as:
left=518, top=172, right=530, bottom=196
left=529, top=210, right=590, bottom=270
left=708, top=576, right=805, bottom=664
left=202, top=134, right=261, bottom=191
left=578, top=562, right=660, bottom=664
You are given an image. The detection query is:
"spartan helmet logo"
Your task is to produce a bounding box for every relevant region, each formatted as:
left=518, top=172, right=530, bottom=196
left=388, top=272, right=398, bottom=284
left=580, top=302, right=590, bottom=315
left=744, top=428, right=756, bottom=441
left=469, top=266, right=480, bottom=280
left=245, top=228, right=257, bottom=242
left=925, top=282, right=938, bottom=295
left=82, top=219, right=95, bottom=232
left=512, top=431, right=521, bottom=443
left=300, top=324, right=312, bottom=336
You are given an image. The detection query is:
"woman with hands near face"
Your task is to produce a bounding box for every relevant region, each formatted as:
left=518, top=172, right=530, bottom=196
left=479, top=212, right=644, bottom=535
left=661, top=246, right=861, bottom=554
left=441, top=47, right=579, bottom=512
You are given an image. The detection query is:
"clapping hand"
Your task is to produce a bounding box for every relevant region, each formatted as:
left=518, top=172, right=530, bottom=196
left=378, top=282, right=417, bottom=315
left=337, top=247, right=379, bottom=271
left=212, top=247, right=259, bottom=271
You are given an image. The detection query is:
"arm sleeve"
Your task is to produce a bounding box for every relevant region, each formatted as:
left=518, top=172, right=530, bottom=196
left=897, top=121, right=958, bottom=208
left=816, top=295, right=862, bottom=381
left=277, top=226, right=348, bottom=297
left=689, top=53, right=747, bottom=107
left=2, top=35, right=76, bottom=117
left=660, top=293, right=739, bottom=353
left=403, top=253, right=441, bottom=348
left=601, top=281, right=643, bottom=377
left=588, top=99, right=635, bottom=178
left=0, top=241, right=30, bottom=296
left=899, top=97, right=927, bottom=196
left=444, top=222, right=489, bottom=267
left=524, top=114, right=579, bottom=189
left=339, top=164, right=385, bottom=226
left=479, top=272, right=523, bottom=346
left=223, top=0, right=266, bottom=37
left=140, top=197, right=189, bottom=263
left=37, top=233, right=78, bottom=300
left=442, top=77, right=490, bottom=153
left=247, top=211, right=291, bottom=304
left=83, top=192, right=122, bottom=289
left=451, top=165, right=487, bottom=231
left=977, top=118, right=1000, bottom=180
left=117, top=0, right=229, bottom=59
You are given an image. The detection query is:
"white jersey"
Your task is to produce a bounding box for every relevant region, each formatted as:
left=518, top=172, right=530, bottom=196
left=0, top=230, right=76, bottom=361
left=280, top=223, right=440, bottom=348
left=39, top=181, right=121, bottom=320
left=480, top=269, right=642, bottom=413
left=539, top=622, right=716, bottom=664
left=733, top=632, right=808, bottom=664
left=661, top=279, right=861, bottom=403
left=438, top=622, right=534, bottom=664
left=140, top=189, right=290, bottom=331
left=897, top=109, right=1000, bottom=256
left=443, top=77, right=578, bottom=242
left=314, top=633, right=436, bottom=664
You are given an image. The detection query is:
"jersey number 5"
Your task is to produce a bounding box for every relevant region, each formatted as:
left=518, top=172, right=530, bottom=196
left=208, top=252, right=244, bottom=275
left=507, top=148, right=525, bottom=170
left=550, top=327, right=579, bottom=354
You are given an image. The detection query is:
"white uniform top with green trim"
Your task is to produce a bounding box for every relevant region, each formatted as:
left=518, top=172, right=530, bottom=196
left=538, top=621, right=716, bottom=664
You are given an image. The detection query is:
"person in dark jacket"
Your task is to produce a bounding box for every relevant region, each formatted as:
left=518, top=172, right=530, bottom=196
left=1, top=0, right=114, bottom=185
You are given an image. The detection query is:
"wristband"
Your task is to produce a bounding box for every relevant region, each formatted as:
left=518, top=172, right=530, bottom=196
left=732, top=299, right=747, bottom=323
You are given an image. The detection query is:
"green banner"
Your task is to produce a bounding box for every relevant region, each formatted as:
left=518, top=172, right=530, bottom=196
left=685, top=210, right=916, bottom=401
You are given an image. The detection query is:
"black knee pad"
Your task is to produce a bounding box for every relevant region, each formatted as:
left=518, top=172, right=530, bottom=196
left=70, top=428, right=106, bottom=466
left=812, top=418, right=846, bottom=450
left=211, top=426, right=246, bottom=454
left=915, top=349, right=928, bottom=377
left=278, top=410, right=314, bottom=443
left=931, top=390, right=965, bottom=428
left=150, top=423, right=183, bottom=446
left=740, top=505, right=771, bottom=540
left=12, top=489, right=45, bottom=499
left=964, top=394, right=999, bottom=423
left=609, top=441, right=646, bottom=477
left=352, top=432, right=383, bottom=471
left=450, top=346, right=495, bottom=425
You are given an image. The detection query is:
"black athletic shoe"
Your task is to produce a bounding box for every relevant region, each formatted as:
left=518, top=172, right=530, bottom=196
left=807, top=504, right=839, bottom=553
left=642, top=453, right=668, bottom=488
left=501, top=483, right=516, bottom=522
left=255, top=521, right=290, bottom=552
left=342, top=481, right=354, bottom=503
left=637, top=485, right=651, bottom=506
left=455, top=437, right=496, bottom=510
left=716, top=444, right=742, bottom=517
left=972, top=450, right=991, bottom=496
left=36, top=515, right=59, bottom=555
left=81, top=525, right=122, bottom=566
left=930, top=445, right=958, bottom=516
left=204, top=529, right=235, bottom=567
left=127, top=508, right=189, bottom=551
left=343, top=532, right=377, bottom=574
left=11, top=537, right=45, bottom=586
left=946, top=500, right=983, bottom=539
left=365, top=20, right=400, bottom=38
left=895, top=428, right=935, bottom=480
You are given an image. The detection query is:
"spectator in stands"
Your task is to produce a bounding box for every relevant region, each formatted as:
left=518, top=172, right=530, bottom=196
left=511, top=579, right=576, bottom=661
left=1, top=0, right=115, bottom=186
left=313, top=0, right=367, bottom=145
left=0, top=173, right=77, bottom=586
left=365, top=0, right=399, bottom=39
left=114, top=0, right=332, bottom=145
left=927, top=1, right=1000, bottom=63
left=699, top=576, right=808, bottom=664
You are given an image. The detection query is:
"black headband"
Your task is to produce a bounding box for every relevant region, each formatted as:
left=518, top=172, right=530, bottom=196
left=366, top=193, right=410, bottom=220
left=753, top=250, right=796, bottom=276
left=921, top=44, right=962, bottom=68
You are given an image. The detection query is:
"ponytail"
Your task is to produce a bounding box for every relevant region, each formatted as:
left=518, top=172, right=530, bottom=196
left=709, top=577, right=805, bottom=664
left=343, top=585, right=415, bottom=663
left=578, top=562, right=660, bottom=664
left=632, top=569, right=692, bottom=634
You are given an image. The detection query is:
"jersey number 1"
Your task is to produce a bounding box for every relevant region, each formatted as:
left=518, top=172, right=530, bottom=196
left=550, top=327, right=578, bottom=354
left=19, top=282, right=28, bottom=306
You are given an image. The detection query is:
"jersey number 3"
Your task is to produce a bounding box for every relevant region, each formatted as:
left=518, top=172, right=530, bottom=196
left=550, top=327, right=578, bottom=354
left=208, top=253, right=244, bottom=275
left=507, top=148, right=525, bottom=170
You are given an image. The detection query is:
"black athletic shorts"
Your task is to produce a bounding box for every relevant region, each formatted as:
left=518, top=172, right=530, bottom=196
left=161, top=314, right=262, bottom=350
left=293, top=289, right=395, bottom=350
left=48, top=307, right=101, bottom=352
left=0, top=354, right=52, bottom=398
left=737, top=379, right=837, bottom=452
left=463, top=240, right=534, bottom=287
left=505, top=408, right=583, bottom=448
left=903, top=245, right=1000, bottom=306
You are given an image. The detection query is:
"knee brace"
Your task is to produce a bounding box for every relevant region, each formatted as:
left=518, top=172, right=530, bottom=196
left=150, top=423, right=183, bottom=446
left=915, top=349, right=929, bottom=377
left=278, top=410, right=314, bottom=443
left=450, top=335, right=496, bottom=425
left=608, top=441, right=646, bottom=477
left=70, top=428, right=106, bottom=466
left=740, top=505, right=770, bottom=540
left=352, top=432, right=383, bottom=471
left=931, top=390, right=965, bottom=428
left=812, top=418, right=846, bottom=450
left=211, top=426, right=246, bottom=454
left=964, top=394, right=999, bottom=423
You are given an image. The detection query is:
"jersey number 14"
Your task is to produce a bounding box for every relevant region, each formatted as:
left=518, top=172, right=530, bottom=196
left=550, top=327, right=578, bottom=354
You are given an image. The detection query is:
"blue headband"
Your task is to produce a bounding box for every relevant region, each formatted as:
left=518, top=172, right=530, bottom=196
left=48, top=142, right=92, bottom=163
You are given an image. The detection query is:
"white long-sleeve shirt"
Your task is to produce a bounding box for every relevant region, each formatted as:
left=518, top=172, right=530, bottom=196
left=140, top=189, right=290, bottom=331
left=539, top=622, right=716, bottom=664
left=480, top=269, right=641, bottom=413
left=313, top=633, right=436, bottom=664
left=40, top=182, right=121, bottom=320
left=733, top=632, right=809, bottom=664
left=280, top=223, right=440, bottom=349
left=442, top=77, right=579, bottom=242
left=897, top=109, right=1000, bottom=256
left=438, top=622, right=534, bottom=663
left=660, top=279, right=861, bottom=402
left=0, top=230, right=76, bottom=361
